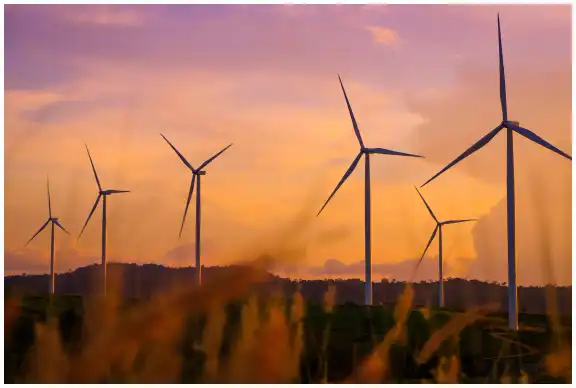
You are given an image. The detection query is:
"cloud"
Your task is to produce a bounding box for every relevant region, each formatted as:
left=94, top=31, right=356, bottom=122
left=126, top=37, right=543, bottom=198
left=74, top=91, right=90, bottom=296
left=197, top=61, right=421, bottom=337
left=447, top=4, right=571, bottom=25
left=466, top=170, right=572, bottom=286
left=406, top=65, right=572, bottom=286
left=60, top=5, right=148, bottom=27
left=313, top=225, right=351, bottom=246
left=17, top=4, right=150, bottom=27
left=306, top=257, right=470, bottom=282
left=365, top=26, right=400, bottom=46
left=163, top=240, right=216, bottom=266
left=4, top=248, right=100, bottom=276
left=5, top=250, right=49, bottom=275
left=406, top=66, right=571, bottom=186
left=4, top=4, right=413, bottom=92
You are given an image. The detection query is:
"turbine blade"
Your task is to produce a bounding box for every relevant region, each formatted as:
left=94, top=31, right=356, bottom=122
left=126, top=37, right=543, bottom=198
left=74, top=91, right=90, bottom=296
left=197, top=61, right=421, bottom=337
left=85, top=144, right=102, bottom=191
left=421, top=125, right=503, bottom=187
left=415, top=225, right=439, bottom=270
left=338, top=75, right=364, bottom=148
left=78, top=194, right=102, bottom=240
left=365, top=147, right=423, bottom=158
left=179, top=174, right=196, bottom=238
left=54, top=220, right=71, bottom=235
left=442, top=218, right=477, bottom=225
left=160, top=133, right=194, bottom=171
left=506, top=123, right=572, bottom=161
left=414, top=186, right=437, bottom=222
left=107, top=190, right=130, bottom=194
left=47, top=176, right=52, bottom=218
left=198, top=143, right=233, bottom=171
left=317, top=152, right=363, bottom=216
left=497, top=14, right=508, bottom=121
left=25, top=220, right=50, bottom=246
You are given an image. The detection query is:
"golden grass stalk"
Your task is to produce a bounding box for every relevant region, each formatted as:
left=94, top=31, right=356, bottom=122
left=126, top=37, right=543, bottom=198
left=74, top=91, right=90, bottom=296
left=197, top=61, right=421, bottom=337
left=202, top=303, right=226, bottom=382
left=347, top=284, right=414, bottom=383
left=416, top=303, right=498, bottom=365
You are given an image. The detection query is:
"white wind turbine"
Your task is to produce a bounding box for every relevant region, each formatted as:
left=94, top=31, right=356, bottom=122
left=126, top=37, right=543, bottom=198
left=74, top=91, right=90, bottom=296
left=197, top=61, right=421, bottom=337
left=25, top=177, right=71, bottom=295
left=421, top=14, right=572, bottom=330
left=318, top=75, right=423, bottom=306
left=414, top=186, right=476, bottom=307
left=78, top=145, right=130, bottom=296
left=160, top=133, right=233, bottom=286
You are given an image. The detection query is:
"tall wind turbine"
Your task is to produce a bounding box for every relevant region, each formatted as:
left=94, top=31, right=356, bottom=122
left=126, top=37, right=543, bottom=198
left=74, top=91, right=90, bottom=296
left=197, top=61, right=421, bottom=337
left=160, top=133, right=233, bottom=286
left=317, top=75, right=423, bottom=306
left=414, top=187, right=476, bottom=307
left=78, top=145, right=130, bottom=296
left=25, top=177, right=71, bottom=295
left=421, top=14, right=572, bottom=330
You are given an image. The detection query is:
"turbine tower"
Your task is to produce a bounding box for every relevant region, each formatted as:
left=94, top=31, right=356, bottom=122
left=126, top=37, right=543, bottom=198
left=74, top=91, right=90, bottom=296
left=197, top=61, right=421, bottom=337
left=421, top=14, right=571, bottom=330
left=25, top=177, right=71, bottom=295
left=160, top=133, right=233, bottom=286
left=414, top=187, right=476, bottom=307
left=318, top=75, right=423, bottom=306
left=78, top=145, right=130, bottom=296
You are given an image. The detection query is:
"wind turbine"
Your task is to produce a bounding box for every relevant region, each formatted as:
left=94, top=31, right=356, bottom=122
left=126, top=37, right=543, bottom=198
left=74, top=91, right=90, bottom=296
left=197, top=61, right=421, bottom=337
left=160, top=133, right=233, bottom=286
left=414, top=187, right=476, bottom=307
left=25, top=177, right=71, bottom=295
left=78, top=145, right=130, bottom=296
left=421, top=14, right=572, bottom=330
left=317, top=75, right=423, bottom=306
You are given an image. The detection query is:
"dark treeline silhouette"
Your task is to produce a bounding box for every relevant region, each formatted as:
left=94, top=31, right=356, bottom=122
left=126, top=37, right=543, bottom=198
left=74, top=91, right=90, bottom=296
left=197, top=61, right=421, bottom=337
left=4, top=263, right=571, bottom=315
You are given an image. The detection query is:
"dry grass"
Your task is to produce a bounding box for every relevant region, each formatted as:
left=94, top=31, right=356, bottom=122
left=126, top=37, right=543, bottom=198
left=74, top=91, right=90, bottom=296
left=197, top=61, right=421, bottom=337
left=345, top=284, right=414, bottom=383
left=416, top=303, right=498, bottom=365
left=6, top=271, right=572, bottom=383
left=6, top=200, right=572, bottom=384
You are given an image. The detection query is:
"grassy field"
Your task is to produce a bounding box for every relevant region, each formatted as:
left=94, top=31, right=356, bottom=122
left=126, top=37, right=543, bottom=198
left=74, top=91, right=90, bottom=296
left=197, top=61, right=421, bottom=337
left=4, top=289, right=572, bottom=383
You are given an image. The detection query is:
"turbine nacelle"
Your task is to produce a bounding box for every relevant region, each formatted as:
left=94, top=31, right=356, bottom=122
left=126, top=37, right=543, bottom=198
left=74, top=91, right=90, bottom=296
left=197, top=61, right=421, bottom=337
left=316, top=76, right=424, bottom=218
left=421, top=118, right=571, bottom=188
left=362, top=147, right=422, bottom=157
left=160, top=133, right=233, bottom=175
left=439, top=218, right=477, bottom=226
left=414, top=187, right=477, bottom=271
left=79, top=145, right=130, bottom=240
left=26, top=215, right=70, bottom=246
left=419, top=14, right=572, bottom=330
left=100, top=189, right=130, bottom=196
left=160, top=133, right=232, bottom=238
left=26, top=178, right=71, bottom=247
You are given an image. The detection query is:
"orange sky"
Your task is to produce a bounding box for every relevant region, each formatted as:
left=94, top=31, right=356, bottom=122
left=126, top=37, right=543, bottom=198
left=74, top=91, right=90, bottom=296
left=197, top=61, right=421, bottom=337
left=4, top=4, right=572, bottom=285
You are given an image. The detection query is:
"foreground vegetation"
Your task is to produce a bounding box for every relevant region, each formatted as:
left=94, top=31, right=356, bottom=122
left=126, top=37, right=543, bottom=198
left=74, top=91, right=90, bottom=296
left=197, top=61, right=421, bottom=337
left=4, top=281, right=572, bottom=383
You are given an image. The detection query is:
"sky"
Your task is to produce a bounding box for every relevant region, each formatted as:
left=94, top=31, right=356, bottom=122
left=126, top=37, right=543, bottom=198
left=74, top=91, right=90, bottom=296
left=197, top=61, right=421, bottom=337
left=4, top=4, right=572, bottom=285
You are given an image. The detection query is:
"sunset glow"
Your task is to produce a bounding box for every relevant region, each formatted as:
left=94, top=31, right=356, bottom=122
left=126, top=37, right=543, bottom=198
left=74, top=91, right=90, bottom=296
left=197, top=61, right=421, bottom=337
left=5, top=4, right=572, bottom=285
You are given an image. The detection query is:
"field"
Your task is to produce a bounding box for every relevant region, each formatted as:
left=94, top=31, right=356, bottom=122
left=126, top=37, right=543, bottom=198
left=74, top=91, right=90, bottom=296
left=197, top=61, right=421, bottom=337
left=4, top=282, right=572, bottom=384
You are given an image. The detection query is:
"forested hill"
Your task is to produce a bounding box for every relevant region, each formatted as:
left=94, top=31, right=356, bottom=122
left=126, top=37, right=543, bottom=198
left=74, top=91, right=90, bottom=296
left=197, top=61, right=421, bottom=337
left=4, top=263, right=572, bottom=315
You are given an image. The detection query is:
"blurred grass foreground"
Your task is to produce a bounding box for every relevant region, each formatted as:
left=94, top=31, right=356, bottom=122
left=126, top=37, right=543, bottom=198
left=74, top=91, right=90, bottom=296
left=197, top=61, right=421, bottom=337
left=4, top=259, right=571, bottom=384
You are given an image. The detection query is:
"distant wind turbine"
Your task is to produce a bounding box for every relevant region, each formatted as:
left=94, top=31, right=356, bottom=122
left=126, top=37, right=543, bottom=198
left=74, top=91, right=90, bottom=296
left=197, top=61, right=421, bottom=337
left=25, top=177, right=71, bottom=295
left=160, top=133, right=233, bottom=286
left=78, top=145, right=130, bottom=296
left=317, top=75, right=424, bottom=306
left=414, top=186, right=476, bottom=307
left=421, top=14, right=572, bottom=330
